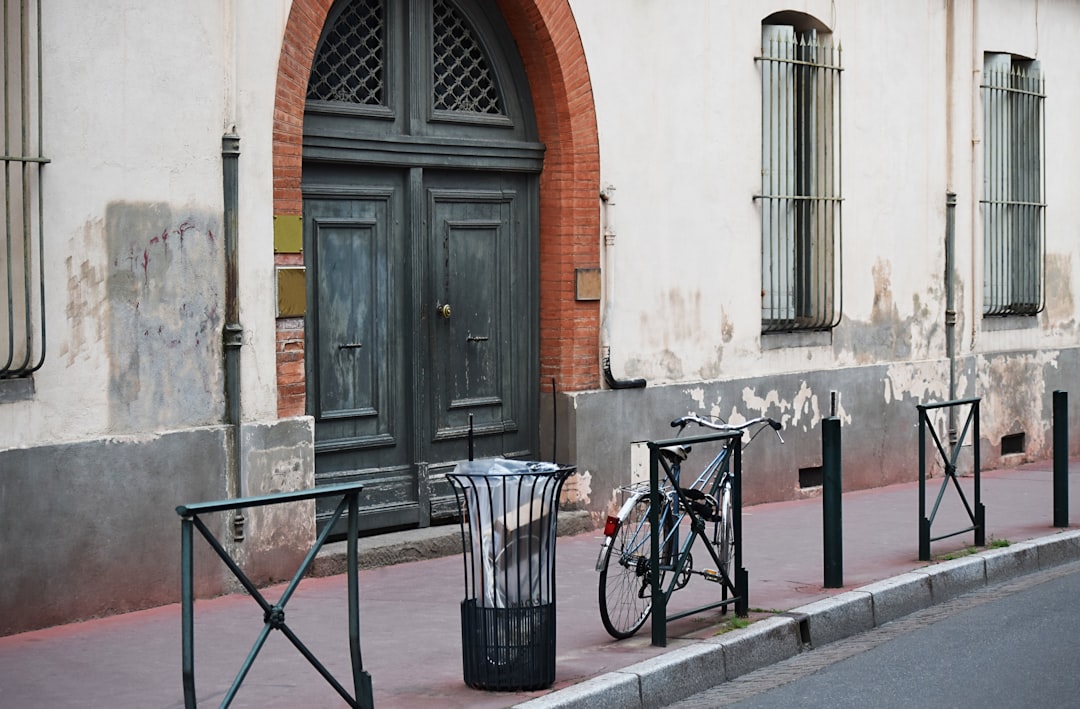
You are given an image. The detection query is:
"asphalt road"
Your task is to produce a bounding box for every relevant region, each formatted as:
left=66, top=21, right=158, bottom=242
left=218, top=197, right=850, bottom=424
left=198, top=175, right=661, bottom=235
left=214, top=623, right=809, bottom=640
left=667, top=560, right=1080, bottom=708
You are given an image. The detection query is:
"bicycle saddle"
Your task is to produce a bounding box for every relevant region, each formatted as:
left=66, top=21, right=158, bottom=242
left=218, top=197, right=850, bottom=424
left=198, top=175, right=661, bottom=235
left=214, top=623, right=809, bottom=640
left=658, top=445, right=691, bottom=463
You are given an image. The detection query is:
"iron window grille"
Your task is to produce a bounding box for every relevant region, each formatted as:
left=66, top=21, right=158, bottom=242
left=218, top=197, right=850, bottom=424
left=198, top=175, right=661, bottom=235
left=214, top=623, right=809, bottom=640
left=756, top=25, right=842, bottom=333
left=2, top=0, right=48, bottom=379
left=432, top=0, right=504, bottom=115
left=306, top=0, right=386, bottom=107
left=981, top=54, right=1045, bottom=317
left=306, top=0, right=505, bottom=121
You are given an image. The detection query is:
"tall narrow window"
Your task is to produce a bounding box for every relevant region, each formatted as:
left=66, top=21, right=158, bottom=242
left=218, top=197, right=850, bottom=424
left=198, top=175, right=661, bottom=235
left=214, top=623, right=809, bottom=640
left=2, top=0, right=48, bottom=378
left=757, top=21, right=842, bottom=333
left=981, top=54, right=1045, bottom=317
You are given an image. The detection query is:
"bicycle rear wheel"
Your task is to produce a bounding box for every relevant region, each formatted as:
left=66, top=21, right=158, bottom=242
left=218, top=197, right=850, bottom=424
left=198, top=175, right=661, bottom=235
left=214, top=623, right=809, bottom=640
left=598, top=496, right=666, bottom=639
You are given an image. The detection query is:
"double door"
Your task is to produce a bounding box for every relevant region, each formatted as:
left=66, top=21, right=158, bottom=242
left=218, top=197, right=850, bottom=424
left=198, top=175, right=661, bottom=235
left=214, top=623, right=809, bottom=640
left=304, top=165, right=538, bottom=532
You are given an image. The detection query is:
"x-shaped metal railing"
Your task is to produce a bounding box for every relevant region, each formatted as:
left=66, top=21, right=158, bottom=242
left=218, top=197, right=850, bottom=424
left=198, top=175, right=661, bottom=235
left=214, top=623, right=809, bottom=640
left=177, top=482, right=373, bottom=708
left=918, top=397, right=984, bottom=561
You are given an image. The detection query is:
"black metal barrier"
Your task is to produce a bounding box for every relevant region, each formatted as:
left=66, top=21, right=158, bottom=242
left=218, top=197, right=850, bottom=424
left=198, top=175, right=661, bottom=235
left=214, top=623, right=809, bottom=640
left=1054, top=390, right=1069, bottom=528
left=648, top=429, right=745, bottom=648
left=918, top=397, right=984, bottom=561
left=177, top=483, right=373, bottom=709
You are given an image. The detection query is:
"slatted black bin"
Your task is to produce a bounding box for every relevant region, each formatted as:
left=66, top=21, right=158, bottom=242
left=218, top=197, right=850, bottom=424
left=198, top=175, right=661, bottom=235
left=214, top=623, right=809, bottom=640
left=448, top=459, right=574, bottom=691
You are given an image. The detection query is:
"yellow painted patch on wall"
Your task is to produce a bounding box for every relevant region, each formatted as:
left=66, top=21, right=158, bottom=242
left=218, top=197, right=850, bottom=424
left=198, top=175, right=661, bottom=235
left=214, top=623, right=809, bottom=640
left=273, top=214, right=304, bottom=253
left=277, top=267, right=306, bottom=317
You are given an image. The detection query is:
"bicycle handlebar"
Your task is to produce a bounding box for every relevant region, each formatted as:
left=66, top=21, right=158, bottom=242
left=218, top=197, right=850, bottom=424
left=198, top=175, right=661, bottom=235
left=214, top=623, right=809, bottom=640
left=669, top=414, right=784, bottom=442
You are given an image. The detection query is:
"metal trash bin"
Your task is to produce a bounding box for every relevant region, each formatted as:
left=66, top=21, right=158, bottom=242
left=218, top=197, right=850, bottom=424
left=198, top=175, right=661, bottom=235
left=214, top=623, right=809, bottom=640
left=448, top=458, right=575, bottom=691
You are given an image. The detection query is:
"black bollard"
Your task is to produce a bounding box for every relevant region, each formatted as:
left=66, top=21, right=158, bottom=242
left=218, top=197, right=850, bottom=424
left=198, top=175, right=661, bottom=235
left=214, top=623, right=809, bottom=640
left=1054, top=391, right=1069, bottom=528
left=823, top=417, right=843, bottom=588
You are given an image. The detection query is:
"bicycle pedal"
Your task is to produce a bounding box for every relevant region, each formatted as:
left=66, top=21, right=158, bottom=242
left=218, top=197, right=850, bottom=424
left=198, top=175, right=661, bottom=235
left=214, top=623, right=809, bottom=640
left=701, top=568, right=723, bottom=583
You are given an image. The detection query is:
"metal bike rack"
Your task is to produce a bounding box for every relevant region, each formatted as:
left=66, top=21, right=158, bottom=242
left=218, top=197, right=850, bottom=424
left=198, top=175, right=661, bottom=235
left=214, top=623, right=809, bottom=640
left=647, top=429, right=745, bottom=648
left=177, top=482, right=373, bottom=708
left=918, top=397, right=984, bottom=561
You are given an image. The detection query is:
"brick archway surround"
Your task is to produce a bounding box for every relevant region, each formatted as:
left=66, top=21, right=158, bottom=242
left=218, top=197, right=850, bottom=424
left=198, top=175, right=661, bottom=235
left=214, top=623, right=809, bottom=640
left=273, top=0, right=601, bottom=418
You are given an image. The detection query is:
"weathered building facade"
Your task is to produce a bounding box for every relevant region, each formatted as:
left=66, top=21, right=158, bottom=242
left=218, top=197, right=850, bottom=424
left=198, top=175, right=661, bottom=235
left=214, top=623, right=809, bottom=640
left=2, top=0, right=1078, bottom=635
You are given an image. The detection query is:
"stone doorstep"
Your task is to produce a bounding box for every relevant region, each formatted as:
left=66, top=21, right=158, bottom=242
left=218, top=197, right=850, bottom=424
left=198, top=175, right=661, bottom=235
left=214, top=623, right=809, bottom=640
left=309, top=509, right=596, bottom=576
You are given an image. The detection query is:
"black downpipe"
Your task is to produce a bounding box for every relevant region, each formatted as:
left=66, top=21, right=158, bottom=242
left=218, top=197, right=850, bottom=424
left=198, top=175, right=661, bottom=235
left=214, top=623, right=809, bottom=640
left=222, top=132, right=245, bottom=541
left=603, top=355, right=646, bottom=389
left=551, top=377, right=557, bottom=463
left=945, top=191, right=958, bottom=449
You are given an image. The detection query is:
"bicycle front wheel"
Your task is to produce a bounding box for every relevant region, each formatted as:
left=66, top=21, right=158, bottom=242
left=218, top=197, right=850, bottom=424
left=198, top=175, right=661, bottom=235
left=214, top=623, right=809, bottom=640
left=718, top=482, right=734, bottom=580
left=598, top=496, right=665, bottom=639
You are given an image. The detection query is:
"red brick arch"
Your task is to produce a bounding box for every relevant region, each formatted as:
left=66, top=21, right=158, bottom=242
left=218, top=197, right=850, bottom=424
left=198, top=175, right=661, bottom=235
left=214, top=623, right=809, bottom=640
left=273, top=0, right=601, bottom=417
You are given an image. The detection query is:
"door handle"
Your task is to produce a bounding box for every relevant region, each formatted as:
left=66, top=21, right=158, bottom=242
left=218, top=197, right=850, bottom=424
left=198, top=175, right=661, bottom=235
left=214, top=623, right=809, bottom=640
left=437, top=302, right=452, bottom=319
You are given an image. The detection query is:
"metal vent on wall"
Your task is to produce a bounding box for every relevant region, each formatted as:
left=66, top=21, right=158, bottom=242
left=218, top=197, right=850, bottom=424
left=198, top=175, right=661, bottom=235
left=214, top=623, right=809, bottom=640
left=432, top=0, right=503, bottom=114
left=306, top=0, right=386, bottom=105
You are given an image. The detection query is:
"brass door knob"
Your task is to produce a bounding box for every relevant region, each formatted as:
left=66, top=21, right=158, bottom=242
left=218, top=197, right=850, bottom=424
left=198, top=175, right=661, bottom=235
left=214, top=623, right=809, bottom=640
left=437, top=302, right=452, bottom=319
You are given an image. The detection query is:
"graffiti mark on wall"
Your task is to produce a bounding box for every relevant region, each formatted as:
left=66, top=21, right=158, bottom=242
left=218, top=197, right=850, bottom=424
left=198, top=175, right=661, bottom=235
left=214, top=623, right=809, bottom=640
left=106, top=202, right=223, bottom=430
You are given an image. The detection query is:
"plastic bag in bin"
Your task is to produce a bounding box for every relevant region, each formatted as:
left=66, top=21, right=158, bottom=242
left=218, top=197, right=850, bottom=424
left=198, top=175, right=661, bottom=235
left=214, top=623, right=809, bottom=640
left=450, top=458, right=565, bottom=609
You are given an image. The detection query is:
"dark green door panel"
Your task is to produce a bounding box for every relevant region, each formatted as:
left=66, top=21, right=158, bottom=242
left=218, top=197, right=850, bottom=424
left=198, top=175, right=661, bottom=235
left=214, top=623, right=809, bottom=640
left=304, top=177, right=420, bottom=533
left=422, top=171, right=538, bottom=518
left=430, top=189, right=517, bottom=437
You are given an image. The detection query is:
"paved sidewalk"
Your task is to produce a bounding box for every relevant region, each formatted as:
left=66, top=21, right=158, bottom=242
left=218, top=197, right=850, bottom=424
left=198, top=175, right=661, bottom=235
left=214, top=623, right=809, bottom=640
left=0, top=460, right=1077, bottom=708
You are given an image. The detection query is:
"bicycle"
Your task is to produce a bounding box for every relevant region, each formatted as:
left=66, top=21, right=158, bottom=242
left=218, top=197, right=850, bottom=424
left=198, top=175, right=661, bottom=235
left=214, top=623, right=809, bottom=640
left=595, top=413, right=783, bottom=639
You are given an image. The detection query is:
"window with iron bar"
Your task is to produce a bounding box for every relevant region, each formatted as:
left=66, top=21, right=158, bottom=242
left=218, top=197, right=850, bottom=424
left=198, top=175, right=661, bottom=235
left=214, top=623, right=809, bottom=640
left=2, top=0, right=48, bottom=379
left=757, top=21, right=842, bottom=333
left=981, top=53, right=1045, bottom=317
left=432, top=0, right=504, bottom=116
left=306, top=0, right=505, bottom=120
left=307, top=0, right=387, bottom=108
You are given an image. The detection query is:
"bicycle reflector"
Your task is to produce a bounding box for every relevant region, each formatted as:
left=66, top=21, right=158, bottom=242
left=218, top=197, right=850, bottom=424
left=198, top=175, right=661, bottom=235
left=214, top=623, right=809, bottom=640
left=604, top=515, right=620, bottom=537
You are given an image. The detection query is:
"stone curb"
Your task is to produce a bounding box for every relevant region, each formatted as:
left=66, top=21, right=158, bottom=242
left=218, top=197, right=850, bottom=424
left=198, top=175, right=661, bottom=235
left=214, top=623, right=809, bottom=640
left=514, top=529, right=1080, bottom=709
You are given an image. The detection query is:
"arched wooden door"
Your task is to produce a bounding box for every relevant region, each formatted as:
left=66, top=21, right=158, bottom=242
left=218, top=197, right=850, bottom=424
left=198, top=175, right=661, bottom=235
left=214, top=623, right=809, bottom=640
left=302, top=0, right=543, bottom=533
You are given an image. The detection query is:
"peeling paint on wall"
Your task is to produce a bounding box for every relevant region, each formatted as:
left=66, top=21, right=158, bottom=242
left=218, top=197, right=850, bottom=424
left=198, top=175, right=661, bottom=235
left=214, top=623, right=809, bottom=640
left=832, top=258, right=944, bottom=367
left=63, top=219, right=107, bottom=367
left=976, top=351, right=1059, bottom=458
left=1045, top=253, right=1076, bottom=333
left=105, top=203, right=224, bottom=431
left=561, top=468, right=592, bottom=509
left=883, top=361, right=948, bottom=405
left=738, top=380, right=852, bottom=432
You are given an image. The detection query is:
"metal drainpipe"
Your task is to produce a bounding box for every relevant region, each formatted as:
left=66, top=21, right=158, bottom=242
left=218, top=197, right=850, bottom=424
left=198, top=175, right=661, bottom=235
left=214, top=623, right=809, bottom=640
left=222, top=132, right=245, bottom=541
left=599, top=186, right=645, bottom=389
left=945, top=191, right=958, bottom=449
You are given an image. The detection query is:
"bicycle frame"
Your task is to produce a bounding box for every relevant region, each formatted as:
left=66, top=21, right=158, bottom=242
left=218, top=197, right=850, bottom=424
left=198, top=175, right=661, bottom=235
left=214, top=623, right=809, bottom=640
left=594, top=444, right=731, bottom=575
left=657, top=443, right=736, bottom=591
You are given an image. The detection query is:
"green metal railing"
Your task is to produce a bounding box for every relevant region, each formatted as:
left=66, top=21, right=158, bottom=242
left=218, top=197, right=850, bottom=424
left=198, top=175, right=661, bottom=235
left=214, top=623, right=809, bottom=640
left=177, top=483, right=373, bottom=708
left=648, top=429, right=745, bottom=648
left=918, top=398, right=984, bottom=561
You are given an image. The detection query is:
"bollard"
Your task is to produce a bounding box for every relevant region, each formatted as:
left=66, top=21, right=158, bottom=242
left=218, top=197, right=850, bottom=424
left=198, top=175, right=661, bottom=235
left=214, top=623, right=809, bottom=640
left=1054, top=390, right=1069, bottom=528
left=822, top=417, right=843, bottom=588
